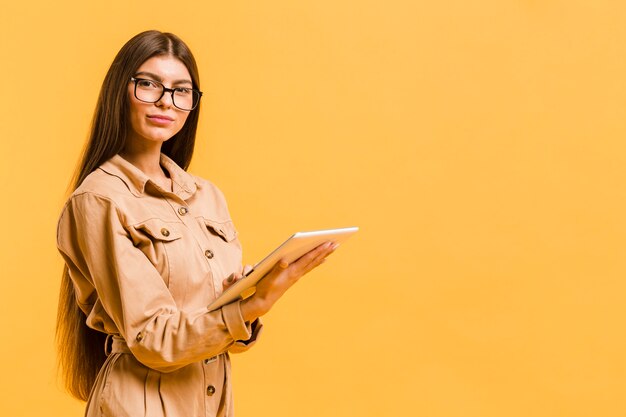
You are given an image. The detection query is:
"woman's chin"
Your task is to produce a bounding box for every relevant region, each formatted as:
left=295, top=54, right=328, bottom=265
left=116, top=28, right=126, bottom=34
left=131, top=130, right=177, bottom=145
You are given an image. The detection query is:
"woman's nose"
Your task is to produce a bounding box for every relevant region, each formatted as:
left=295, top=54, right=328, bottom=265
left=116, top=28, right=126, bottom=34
left=156, top=91, right=174, bottom=108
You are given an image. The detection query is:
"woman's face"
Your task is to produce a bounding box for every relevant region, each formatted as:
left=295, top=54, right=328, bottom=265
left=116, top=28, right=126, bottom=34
left=127, top=55, right=193, bottom=147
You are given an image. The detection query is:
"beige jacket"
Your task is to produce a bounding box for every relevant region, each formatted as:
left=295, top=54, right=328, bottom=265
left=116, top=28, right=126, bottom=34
left=56, top=153, right=262, bottom=417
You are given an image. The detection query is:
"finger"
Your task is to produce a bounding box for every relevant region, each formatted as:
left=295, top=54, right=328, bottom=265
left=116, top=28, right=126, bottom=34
left=297, top=242, right=332, bottom=262
left=292, top=242, right=333, bottom=269
left=243, top=264, right=253, bottom=276
left=299, top=242, right=340, bottom=274
left=294, top=242, right=338, bottom=273
left=305, top=245, right=333, bottom=267
left=264, top=258, right=289, bottom=279
left=223, top=272, right=242, bottom=288
left=300, top=252, right=331, bottom=275
left=274, top=259, right=289, bottom=271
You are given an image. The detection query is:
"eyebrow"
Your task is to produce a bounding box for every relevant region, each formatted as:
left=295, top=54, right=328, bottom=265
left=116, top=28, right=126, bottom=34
left=134, top=71, right=193, bottom=86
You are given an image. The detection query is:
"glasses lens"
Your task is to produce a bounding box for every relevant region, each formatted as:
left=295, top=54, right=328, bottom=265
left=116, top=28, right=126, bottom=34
left=135, top=79, right=163, bottom=103
left=173, top=89, right=200, bottom=111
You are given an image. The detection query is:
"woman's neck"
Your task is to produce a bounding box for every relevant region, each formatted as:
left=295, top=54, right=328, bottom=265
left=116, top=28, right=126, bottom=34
left=119, top=143, right=168, bottom=180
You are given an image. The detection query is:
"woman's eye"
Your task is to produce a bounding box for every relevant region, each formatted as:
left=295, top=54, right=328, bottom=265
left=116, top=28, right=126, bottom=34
left=175, top=87, right=192, bottom=95
left=138, top=80, right=158, bottom=89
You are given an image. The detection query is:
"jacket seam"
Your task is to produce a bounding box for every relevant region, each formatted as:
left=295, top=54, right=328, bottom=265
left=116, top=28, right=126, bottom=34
left=70, top=191, right=131, bottom=229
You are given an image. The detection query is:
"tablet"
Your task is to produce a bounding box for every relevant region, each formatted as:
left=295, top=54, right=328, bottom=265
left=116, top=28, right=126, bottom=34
left=207, top=226, right=359, bottom=311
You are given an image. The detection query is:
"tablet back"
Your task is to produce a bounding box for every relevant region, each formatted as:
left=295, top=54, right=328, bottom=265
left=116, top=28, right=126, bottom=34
left=207, top=226, right=359, bottom=311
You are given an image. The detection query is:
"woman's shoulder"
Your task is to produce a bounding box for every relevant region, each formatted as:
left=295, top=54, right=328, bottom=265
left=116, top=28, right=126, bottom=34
left=56, top=169, right=125, bottom=224
left=58, top=155, right=136, bottom=216
left=70, top=167, right=129, bottom=202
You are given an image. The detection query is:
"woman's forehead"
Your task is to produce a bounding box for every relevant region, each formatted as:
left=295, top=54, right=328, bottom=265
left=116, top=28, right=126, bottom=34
left=135, top=55, right=192, bottom=84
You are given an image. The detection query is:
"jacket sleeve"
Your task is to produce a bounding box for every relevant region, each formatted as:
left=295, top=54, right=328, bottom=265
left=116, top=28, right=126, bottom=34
left=228, top=318, right=263, bottom=354
left=56, top=191, right=260, bottom=372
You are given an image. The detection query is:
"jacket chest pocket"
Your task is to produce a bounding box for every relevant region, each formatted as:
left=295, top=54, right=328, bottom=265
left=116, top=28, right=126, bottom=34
left=132, top=218, right=183, bottom=287
left=197, top=217, right=242, bottom=273
left=200, top=218, right=238, bottom=243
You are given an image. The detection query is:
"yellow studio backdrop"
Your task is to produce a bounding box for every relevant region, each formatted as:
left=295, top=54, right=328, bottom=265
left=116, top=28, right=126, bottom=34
left=0, top=1, right=625, bottom=416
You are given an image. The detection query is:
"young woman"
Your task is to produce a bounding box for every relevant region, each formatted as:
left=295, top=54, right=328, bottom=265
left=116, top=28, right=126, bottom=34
left=56, top=30, right=337, bottom=417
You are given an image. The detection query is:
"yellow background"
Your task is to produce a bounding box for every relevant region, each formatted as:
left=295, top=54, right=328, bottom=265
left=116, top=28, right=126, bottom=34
left=1, top=1, right=625, bottom=416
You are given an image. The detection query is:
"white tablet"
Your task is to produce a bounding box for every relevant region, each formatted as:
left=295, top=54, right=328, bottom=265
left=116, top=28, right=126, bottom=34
left=207, top=226, right=359, bottom=311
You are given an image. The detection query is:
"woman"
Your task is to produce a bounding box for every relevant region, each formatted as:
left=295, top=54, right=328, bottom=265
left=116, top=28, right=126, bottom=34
left=56, top=30, right=337, bottom=417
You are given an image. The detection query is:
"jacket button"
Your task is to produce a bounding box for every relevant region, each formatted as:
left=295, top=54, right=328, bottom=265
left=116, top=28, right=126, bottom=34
left=178, top=207, right=188, bottom=216
left=205, top=249, right=214, bottom=259
left=207, top=385, right=216, bottom=396
left=161, top=228, right=170, bottom=237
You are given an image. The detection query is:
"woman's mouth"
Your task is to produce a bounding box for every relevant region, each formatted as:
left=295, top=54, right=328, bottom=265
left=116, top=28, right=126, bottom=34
left=147, top=114, right=174, bottom=125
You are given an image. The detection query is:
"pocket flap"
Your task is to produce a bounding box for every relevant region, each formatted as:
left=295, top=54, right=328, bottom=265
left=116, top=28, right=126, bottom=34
left=134, top=219, right=182, bottom=242
left=203, top=218, right=238, bottom=242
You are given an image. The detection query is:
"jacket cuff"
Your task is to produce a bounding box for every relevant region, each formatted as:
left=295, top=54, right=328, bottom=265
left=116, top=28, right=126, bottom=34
left=229, top=318, right=263, bottom=353
left=221, top=300, right=252, bottom=341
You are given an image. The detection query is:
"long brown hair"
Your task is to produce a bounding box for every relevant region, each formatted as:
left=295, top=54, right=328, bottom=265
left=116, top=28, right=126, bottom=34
left=56, top=30, right=202, bottom=401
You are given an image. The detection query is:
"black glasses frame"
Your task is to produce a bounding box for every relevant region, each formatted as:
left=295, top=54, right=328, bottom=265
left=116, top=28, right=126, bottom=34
left=130, top=77, right=203, bottom=111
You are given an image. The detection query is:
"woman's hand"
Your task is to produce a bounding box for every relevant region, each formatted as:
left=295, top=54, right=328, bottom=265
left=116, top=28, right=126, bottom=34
left=223, top=265, right=253, bottom=291
left=240, top=241, right=339, bottom=322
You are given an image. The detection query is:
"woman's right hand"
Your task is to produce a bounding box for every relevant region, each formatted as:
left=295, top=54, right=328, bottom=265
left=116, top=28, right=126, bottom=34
left=240, top=241, right=339, bottom=322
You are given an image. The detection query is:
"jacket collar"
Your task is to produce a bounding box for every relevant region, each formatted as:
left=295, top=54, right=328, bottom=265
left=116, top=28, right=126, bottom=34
left=99, top=153, right=199, bottom=199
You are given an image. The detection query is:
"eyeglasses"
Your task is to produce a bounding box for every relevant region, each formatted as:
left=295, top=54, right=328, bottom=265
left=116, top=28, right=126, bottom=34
left=130, top=77, right=203, bottom=111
